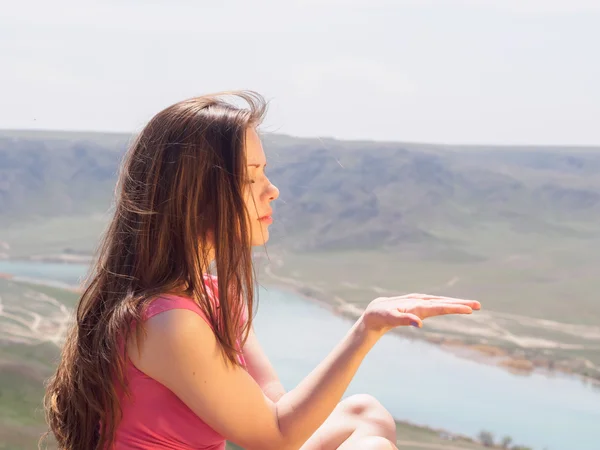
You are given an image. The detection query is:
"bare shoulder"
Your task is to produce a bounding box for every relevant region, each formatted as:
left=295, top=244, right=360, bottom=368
left=127, top=308, right=215, bottom=377
left=125, top=307, right=283, bottom=450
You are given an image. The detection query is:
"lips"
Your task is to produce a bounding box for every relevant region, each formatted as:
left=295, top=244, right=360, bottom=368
left=258, top=212, right=273, bottom=223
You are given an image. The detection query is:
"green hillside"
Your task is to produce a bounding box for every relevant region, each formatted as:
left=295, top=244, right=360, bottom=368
left=1, top=129, right=599, bottom=381
left=1, top=128, right=587, bottom=449
left=1, top=129, right=599, bottom=253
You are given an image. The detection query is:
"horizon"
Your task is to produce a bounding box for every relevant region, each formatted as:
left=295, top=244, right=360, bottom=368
left=2, top=127, right=600, bottom=150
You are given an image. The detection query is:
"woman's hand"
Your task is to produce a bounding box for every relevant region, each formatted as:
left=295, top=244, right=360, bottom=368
left=361, top=293, right=481, bottom=334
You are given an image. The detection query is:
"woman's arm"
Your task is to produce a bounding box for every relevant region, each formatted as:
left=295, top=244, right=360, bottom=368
left=242, top=327, right=287, bottom=402
left=130, top=294, right=479, bottom=450
left=132, top=309, right=377, bottom=450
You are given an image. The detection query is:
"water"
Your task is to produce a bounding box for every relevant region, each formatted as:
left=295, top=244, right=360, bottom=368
left=0, top=259, right=91, bottom=286
left=253, top=287, right=600, bottom=450
left=1, top=260, right=599, bottom=450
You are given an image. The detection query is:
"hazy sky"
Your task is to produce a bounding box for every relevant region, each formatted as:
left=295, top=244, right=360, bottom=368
left=1, top=0, right=599, bottom=145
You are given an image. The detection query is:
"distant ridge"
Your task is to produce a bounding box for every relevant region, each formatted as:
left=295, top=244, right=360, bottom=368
left=1, top=128, right=598, bottom=153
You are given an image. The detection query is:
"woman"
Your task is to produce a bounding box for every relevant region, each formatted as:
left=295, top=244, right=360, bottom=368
left=43, top=91, right=480, bottom=450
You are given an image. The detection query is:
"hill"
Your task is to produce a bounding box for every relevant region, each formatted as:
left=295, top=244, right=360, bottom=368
left=1, top=129, right=599, bottom=252
left=1, top=129, right=599, bottom=378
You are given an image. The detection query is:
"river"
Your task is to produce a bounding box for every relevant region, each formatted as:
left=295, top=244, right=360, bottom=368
left=0, top=260, right=598, bottom=450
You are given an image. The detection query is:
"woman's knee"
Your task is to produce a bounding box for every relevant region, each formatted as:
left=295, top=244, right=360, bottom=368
left=338, top=394, right=396, bottom=441
left=344, top=436, right=396, bottom=450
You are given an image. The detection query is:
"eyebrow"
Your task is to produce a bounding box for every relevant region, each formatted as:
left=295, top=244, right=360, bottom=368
left=247, top=162, right=267, bottom=168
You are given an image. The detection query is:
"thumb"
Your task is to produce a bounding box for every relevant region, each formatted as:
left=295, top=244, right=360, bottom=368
left=393, top=310, right=423, bottom=328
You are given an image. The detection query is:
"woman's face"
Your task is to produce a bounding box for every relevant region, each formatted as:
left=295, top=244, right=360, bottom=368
left=243, top=128, right=279, bottom=246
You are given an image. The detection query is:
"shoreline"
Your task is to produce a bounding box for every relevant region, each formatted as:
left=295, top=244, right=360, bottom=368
left=1, top=260, right=596, bottom=449
left=0, top=279, right=516, bottom=449
left=0, top=254, right=94, bottom=264
left=260, top=268, right=600, bottom=389
left=3, top=254, right=599, bottom=387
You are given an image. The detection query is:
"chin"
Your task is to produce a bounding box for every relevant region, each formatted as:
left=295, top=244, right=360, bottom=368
left=252, top=238, right=269, bottom=247
left=251, top=231, right=269, bottom=247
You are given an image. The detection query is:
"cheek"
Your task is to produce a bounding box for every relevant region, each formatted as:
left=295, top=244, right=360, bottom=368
left=244, top=187, right=261, bottom=216
left=243, top=185, right=255, bottom=202
left=247, top=184, right=264, bottom=203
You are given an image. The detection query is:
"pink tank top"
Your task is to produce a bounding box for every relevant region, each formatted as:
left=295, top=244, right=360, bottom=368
left=112, top=276, right=246, bottom=449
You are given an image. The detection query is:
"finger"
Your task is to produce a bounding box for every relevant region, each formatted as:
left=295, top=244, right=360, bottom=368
left=429, top=298, right=481, bottom=310
left=408, top=293, right=477, bottom=303
left=422, top=303, right=474, bottom=317
left=392, top=310, right=423, bottom=328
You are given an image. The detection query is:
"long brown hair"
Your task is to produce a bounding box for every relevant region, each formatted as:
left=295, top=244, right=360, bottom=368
left=43, top=91, right=267, bottom=450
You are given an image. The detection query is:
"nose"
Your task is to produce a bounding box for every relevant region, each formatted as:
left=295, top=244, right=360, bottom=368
left=268, top=182, right=279, bottom=202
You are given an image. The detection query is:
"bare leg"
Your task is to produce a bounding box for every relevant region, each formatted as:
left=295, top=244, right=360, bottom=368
left=300, top=394, right=398, bottom=450
left=339, top=436, right=397, bottom=450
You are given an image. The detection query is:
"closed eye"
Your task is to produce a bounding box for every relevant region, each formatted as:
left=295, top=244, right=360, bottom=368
left=247, top=163, right=267, bottom=169
left=246, top=163, right=267, bottom=183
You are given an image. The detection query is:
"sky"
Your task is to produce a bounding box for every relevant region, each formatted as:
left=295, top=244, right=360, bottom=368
left=1, top=0, right=599, bottom=146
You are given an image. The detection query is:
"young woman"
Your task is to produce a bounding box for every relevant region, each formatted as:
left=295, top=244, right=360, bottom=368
left=44, top=91, right=481, bottom=450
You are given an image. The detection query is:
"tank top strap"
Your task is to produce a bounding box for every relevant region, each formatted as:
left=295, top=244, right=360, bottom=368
left=143, top=274, right=220, bottom=324
left=143, top=294, right=210, bottom=324
left=139, top=276, right=247, bottom=368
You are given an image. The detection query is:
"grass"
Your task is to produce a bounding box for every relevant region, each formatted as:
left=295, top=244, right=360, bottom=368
left=258, top=243, right=600, bottom=381
left=261, top=244, right=600, bottom=322
left=0, top=279, right=65, bottom=450
left=0, top=357, right=56, bottom=450
left=0, top=214, right=110, bottom=258
left=0, top=365, right=47, bottom=426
